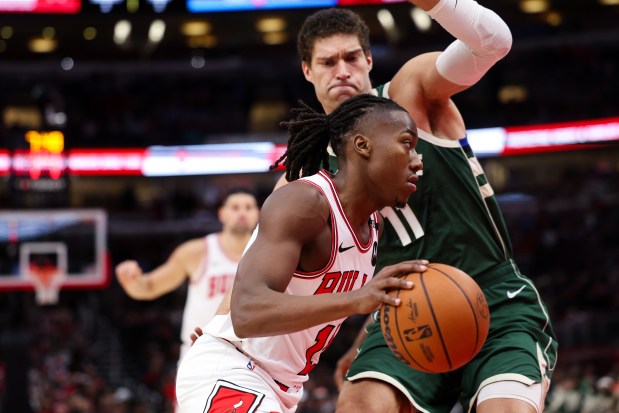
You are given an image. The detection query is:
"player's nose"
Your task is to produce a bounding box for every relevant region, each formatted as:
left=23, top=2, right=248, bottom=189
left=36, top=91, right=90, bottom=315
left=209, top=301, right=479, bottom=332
left=410, top=153, right=423, bottom=173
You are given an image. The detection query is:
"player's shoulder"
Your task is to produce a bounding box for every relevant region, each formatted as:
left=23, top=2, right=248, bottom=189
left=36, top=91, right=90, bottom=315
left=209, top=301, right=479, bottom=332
left=260, top=179, right=330, bottom=237
left=176, top=237, right=208, bottom=255
left=266, top=178, right=329, bottom=216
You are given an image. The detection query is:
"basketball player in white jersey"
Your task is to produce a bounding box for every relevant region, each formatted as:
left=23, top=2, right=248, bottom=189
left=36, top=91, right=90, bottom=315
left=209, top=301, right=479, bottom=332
left=115, top=188, right=259, bottom=360
left=176, top=94, right=428, bottom=413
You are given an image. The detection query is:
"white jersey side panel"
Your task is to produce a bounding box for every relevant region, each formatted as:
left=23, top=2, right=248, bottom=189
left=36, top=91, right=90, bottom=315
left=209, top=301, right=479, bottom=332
left=180, top=233, right=239, bottom=353
left=204, top=171, right=379, bottom=390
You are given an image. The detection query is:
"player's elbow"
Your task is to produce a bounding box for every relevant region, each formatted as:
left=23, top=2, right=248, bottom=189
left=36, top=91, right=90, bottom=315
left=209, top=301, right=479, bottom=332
left=480, top=12, right=512, bottom=59
left=230, top=307, right=255, bottom=338
left=489, top=26, right=512, bottom=60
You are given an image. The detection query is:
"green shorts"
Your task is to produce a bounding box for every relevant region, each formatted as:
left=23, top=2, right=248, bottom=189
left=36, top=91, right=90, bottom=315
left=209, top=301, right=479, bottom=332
left=346, top=260, right=558, bottom=413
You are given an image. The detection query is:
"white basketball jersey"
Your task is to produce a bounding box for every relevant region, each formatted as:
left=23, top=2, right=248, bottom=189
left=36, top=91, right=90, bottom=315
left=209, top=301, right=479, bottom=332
left=180, top=233, right=239, bottom=356
left=205, top=171, right=379, bottom=390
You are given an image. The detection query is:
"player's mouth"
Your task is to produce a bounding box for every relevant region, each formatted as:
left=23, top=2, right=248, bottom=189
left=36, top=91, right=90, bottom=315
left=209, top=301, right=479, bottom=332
left=406, top=174, right=418, bottom=192
left=329, top=83, right=357, bottom=92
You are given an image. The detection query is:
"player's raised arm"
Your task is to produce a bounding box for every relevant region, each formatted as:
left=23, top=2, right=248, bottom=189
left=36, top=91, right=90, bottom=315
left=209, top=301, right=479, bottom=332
left=391, top=0, right=512, bottom=104
left=115, top=239, right=201, bottom=300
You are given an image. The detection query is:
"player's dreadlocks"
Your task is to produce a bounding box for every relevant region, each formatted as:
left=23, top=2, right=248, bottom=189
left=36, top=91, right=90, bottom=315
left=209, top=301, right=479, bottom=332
left=272, top=93, right=406, bottom=182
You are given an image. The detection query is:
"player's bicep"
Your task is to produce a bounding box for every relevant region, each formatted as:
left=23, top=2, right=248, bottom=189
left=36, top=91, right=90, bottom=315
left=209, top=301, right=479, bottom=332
left=391, top=53, right=467, bottom=105
left=237, top=230, right=301, bottom=293
left=234, top=184, right=328, bottom=293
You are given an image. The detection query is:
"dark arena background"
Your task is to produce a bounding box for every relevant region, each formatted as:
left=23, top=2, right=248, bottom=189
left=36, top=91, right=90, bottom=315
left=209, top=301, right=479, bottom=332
left=1, top=0, right=618, bottom=412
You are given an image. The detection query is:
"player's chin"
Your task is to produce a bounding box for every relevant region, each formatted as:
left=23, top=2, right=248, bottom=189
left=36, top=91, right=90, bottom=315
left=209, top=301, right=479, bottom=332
left=332, top=90, right=357, bottom=103
left=392, top=196, right=409, bottom=209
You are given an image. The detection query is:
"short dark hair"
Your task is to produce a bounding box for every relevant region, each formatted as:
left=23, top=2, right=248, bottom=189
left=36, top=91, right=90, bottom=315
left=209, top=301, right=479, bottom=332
left=272, top=94, right=406, bottom=182
left=297, top=8, right=371, bottom=64
left=219, top=187, right=256, bottom=208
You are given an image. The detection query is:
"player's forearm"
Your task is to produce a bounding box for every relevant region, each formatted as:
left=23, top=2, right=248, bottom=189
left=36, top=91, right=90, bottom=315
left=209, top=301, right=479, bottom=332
left=231, top=288, right=361, bottom=338
left=122, top=276, right=159, bottom=300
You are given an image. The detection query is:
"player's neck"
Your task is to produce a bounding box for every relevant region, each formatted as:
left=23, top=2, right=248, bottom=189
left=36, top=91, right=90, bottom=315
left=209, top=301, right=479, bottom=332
left=219, top=231, right=252, bottom=260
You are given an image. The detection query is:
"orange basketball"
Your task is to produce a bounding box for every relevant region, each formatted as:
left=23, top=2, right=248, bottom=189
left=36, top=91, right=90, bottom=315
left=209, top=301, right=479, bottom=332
left=380, top=263, right=490, bottom=373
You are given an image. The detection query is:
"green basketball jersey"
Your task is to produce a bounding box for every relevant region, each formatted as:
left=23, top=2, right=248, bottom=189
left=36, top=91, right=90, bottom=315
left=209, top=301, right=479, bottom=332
left=329, top=84, right=513, bottom=280
left=375, top=131, right=513, bottom=279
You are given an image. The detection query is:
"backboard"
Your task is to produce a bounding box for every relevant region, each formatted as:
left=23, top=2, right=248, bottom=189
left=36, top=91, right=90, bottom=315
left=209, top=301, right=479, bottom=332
left=0, top=209, right=108, bottom=293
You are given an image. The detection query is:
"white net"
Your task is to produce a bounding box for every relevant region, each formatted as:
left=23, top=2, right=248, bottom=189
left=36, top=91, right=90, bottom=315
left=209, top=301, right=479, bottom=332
left=19, top=242, right=68, bottom=306
left=25, top=265, right=66, bottom=305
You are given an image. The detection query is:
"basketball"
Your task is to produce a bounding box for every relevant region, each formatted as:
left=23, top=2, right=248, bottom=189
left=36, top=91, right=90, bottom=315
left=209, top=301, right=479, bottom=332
left=380, top=263, right=490, bottom=373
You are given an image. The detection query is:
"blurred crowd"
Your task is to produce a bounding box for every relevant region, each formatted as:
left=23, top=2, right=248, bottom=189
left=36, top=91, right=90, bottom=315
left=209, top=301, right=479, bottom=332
left=0, top=154, right=618, bottom=413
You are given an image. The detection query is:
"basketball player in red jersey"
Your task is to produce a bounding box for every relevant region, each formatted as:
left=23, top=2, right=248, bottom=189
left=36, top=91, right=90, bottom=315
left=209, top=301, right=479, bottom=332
left=175, top=94, right=427, bottom=413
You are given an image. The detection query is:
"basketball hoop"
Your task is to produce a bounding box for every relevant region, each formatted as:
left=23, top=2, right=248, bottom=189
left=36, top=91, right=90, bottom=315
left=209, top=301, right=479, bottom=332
left=25, top=263, right=66, bottom=305
left=19, top=241, right=69, bottom=306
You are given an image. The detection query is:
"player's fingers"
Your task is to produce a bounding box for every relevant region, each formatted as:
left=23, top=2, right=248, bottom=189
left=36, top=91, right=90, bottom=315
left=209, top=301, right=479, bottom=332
left=380, top=292, right=401, bottom=307
left=384, top=260, right=428, bottom=277
left=377, top=277, right=414, bottom=291
left=116, top=260, right=137, bottom=273
left=190, top=328, right=202, bottom=344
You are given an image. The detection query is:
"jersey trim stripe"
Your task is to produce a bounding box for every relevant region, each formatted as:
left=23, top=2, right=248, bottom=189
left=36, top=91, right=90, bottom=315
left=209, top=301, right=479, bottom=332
left=319, top=170, right=374, bottom=251
left=418, top=129, right=461, bottom=148
left=291, top=177, right=338, bottom=279
left=216, top=233, right=241, bottom=263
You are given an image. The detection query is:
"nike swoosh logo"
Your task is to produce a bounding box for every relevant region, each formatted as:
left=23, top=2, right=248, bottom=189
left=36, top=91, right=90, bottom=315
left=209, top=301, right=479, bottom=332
left=507, top=285, right=526, bottom=299
left=338, top=243, right=354, bottom=253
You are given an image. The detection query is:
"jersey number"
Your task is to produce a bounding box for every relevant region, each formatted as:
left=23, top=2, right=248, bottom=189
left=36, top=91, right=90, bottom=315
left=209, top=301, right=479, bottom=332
left=380, top=205, right=424, bottom=246
left=297, top=325, right=338, bottom=376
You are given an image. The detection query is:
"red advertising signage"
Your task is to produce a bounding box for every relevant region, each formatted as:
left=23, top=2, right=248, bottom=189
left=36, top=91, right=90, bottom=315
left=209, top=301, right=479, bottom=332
left=337, top=0, right=406, bottom=5
left=1, top=117, right=617, bottom=177
left=0, top=0, right=81, bottom=13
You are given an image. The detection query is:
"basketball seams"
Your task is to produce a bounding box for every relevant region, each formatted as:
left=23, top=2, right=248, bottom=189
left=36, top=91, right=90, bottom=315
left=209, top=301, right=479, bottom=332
left=420, top=271, right=452, bottom=371
left=380, top=264, right=489, bottom=374
left=392, top=280, right=431, bottom=372
left=428, top=264, right=481, bottom=363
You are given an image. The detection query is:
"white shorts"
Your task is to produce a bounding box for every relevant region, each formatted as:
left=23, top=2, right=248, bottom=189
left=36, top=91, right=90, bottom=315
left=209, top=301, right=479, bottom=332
left=176, top=334, right=301, bottom=413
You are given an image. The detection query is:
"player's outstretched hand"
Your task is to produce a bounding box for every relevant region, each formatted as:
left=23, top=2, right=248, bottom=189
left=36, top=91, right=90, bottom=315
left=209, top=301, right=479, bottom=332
left=353, top=260, right=428, bottom=314
left=115, top=260, right=143, bottom=286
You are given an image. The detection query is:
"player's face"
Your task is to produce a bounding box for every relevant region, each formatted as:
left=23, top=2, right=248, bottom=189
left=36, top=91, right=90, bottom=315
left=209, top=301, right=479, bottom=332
left=302, top=34, right=373, bottom=115
left=366, top=110, right=422, bottom=209
left=219, top=194, right=259, bottom=235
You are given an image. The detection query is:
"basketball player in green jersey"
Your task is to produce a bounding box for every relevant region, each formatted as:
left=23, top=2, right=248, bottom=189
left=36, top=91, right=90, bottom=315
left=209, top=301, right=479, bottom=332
left=290, top=3, right=558, bottom=413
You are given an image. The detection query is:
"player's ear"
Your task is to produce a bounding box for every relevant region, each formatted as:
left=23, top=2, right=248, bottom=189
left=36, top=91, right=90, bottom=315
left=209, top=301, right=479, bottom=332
left=366, top=53, right=373, bottom=71
left=353, top=134, right=371, bottom=159
left=301, top=61, right=312, bottom=82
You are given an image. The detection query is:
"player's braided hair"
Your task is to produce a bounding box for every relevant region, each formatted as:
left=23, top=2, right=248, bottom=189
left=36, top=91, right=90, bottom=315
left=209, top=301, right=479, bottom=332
left=272, top=94, right=406, bottom=182
left=297, top=8, right=371, bottom=64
